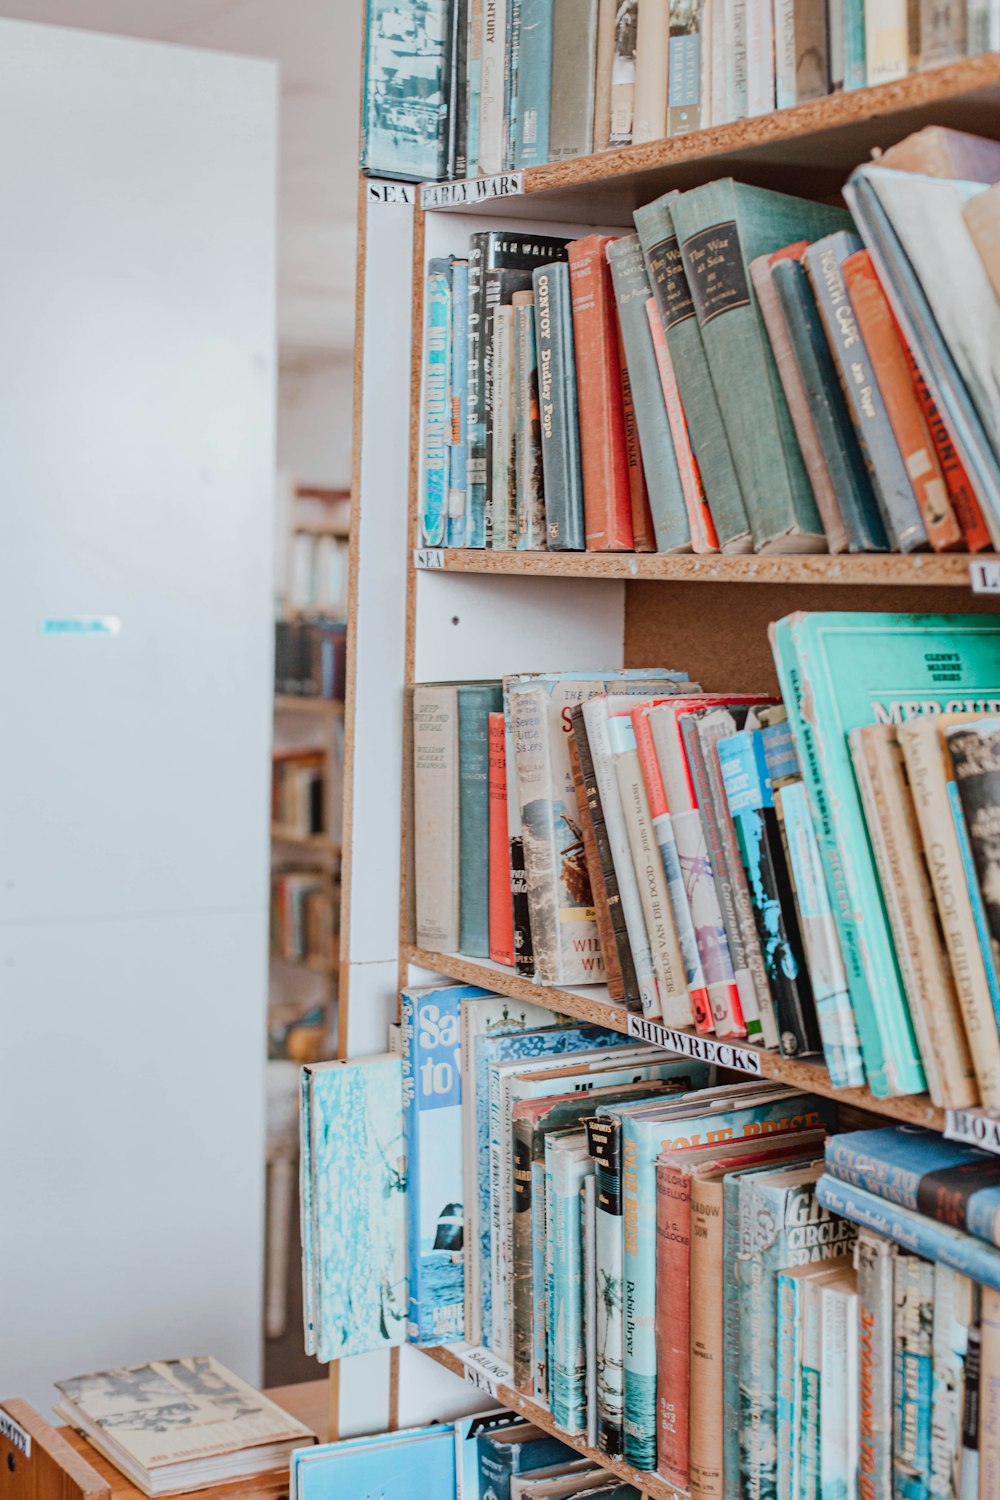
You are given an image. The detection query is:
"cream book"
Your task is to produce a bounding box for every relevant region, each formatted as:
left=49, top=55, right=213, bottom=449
left=55, top=1357, right=316, bottom=1496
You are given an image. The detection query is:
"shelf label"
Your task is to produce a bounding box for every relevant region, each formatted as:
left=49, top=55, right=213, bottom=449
left=421, top=173, right=524, bottom=209
left=970, top=559, right=1000, bottom=595
left=460, top=1345, right=513, bottom=1399
left=366, top=181, right=416, bottom=205
left=626, top=1014, right=763, bottom=1074
left=413, top=547, right=445, bottom=570
left=0, top=1411, right=31, bottom=1458
left=944, top=1108, right=1000, bottom=1154
left=41, top=615, right=120, bottom=637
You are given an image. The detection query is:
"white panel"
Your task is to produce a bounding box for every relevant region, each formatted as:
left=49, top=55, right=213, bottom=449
left=0, top=21, right=275, bottom=1410
left=342, top=959, right=401, bottom=1057
left=395, top=1346, right=492, bottom=1429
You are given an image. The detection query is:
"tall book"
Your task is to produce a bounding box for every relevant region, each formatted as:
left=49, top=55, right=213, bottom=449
left=360, top=0, right=451, bottom=180
left=478, top=0, right=509, bottom=174
left=513, top=292, right=546, bottom=551
left=513, top=0, right=553, bottom=167
left=855, top=1229, right=897, bottom=1500
left=459, top=682, right=504, bottom=957
left=422, top=258, right=452, bottom=548
left=413, top=684, right=460, bottom=951
left=773, top=0, right=828, bottom=107
left=632, top=0, right=669, bottom=143
left=489, top=711, right=515, bottom=966
left=533, top=262, right=585, bottom=551
left=667, top=0, right=705, bottom=136
left=646, top=301, right=719, bottom=553
left=670, top=180, right=851, bottom=553
left=449, top=260, right=470, bottom=546
left=609, top=0, right=638, bottom=145
left=549, top=0, right=600, bottom=160
left=592, top=0, right=617, bottom=153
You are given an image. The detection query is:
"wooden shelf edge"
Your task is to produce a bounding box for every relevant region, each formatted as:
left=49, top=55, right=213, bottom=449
left=416, top=1345, right=683, bottom=1500
left=271, top=826, right=341, bottom=855
left=274, top=695, right=345, bottom=715
left=414, top=549, right=994, bottom=587
left=270, top=952, right=340, bottom=977
left=403, top=944, right=945, bottom=1131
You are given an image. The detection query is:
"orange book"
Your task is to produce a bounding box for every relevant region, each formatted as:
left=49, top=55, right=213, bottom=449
left=646, top=298, right=719, bottom=555
left=488, top=712, right=514, bottom=966
left=657, top=1157, right=692, bottom=1489
left=615, top=316, right=656, bottom=551
left=842, top=249, right=963, bottom=553
left=904, top=342, right=992, bottom=553
left=568, top=235, right=635, bottom=551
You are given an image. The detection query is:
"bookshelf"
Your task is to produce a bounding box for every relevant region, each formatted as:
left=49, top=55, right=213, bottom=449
left=338, top=52, right=1000, bottom=1480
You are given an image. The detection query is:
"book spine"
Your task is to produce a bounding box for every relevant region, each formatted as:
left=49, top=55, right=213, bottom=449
left=504, top=0, right=522, bottom=170
left=917, top=0, right=967, bottom=67
left=533, top=262, right=585, bottom=551
left=548, top=0, right=599, bottom=158
left=905, top=344, right=992, bottom=552
left=490, top=304, right=515, bottom=549
left=573, top=709, right=639, bottom=1008
left=948, top=775, right=1000, bottom=1035
left=489, top=712, right=515, bottom=966
left=413, top=686, right=460, bottom=950
left=774, top=0, right=796, bottom=106
left=401, top=986, right=419, bottom=1340
left=645, top=298, right=719, bottom=552
left=592, top=0, right=617, bottom=153
left=450, top=0, right=469, bottom=180
left=568, top=237, right=635, bottom=550
left=690, top=1173, right=726, bottom=1500
left=531, top=1153, right=549, bottom=1400
left=478, top=0, right=508, bottom=174
left=467, top=233, right=489, bottom=548
left=819, top=1280, right=851, bottom=1498
left=657, top=1161, right=692, bottom=1489
left=551, top=1152, right=589, bottom=1433
left=589, top=1115, right=626, bottom=1457
left=622, top=1117, right=656, bottom=1470
left=513, top=297, right=546, bottom=551
left=448, top=262, right=470, bottom=547
left=842, top=0, right=867, bottom=88
left=725, top=0, right=749, bottom=117
left=930, top=1263, right=971, bottom=1500
left=632, top=0, right=669, bottom=142
left=856, top=1230, right=897, bottom=1500
left=609, top=0, right=638, bottom=144
left=981, top=1287, right=1000, bottom=1498
left=799, top=1273, right=823, bottom=1500
left=509, top=684, right=563, bottom=982
left=466, top=0, right=482, bottom=174
left=582, top=1172, right=598, bottom=1450
left=745, top=0, right=775, bottom=114
left=616, top=318, right=656, bottom=553
left=865, top=0, right=909, bottom=81
left=776, top=1271, right=801, bottom=1500
left=843, top=249, right=962, bottom=552
left=459, top=686, right=500, bottom=956
left=668, top=0, right=704, bottom=136
left=504, top=693, right=535, bottom=978
left=723, top=1172, right=746, bottom=1500
left=894, top=1253, right=935, bottom=1493
left=513, top=0, right=552, bottom=166
left=423, top=263, right=451, bottom=547
left=512, top=1117, right=536, bottom=1391
left=804, top=234, right=928, bottom=552
left=945, top=719, right=1000, bottom=990
left=569, top=719, right=624, bottom=999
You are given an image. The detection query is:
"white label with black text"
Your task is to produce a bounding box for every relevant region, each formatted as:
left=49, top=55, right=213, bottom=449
left=971, top=559, right=1000, bottom=595
left=460, top=1345, right=512, bottom=1399
left=366, top=181, right=416, bottom=205
left=945, top=1108, right=1000, bottom=1154
left=421, top=173, right=524, bottom=209
left=413, top=548, right=445, bottom=570
left=626, top=1013, right=763, bottom=1074
left=0, top=1412, right=31, bottom=1458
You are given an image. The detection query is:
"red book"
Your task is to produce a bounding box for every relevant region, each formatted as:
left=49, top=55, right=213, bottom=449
left=568, top=235, right=635, bottom=552
left=902, top=337, right=992, bottom=552
left=646, top=297, right=719, bottom=555
left=657, top=1157, right=692, bottom=1489
left=615, top=316, right=656, bottom=551
left=488, top=711, right=514, bottom=966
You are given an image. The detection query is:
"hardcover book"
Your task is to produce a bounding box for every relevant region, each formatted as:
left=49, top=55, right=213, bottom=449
left=412, top=684, right=459, bottom=951
left=569, top=722, right=623, bottom=1000
left=293, top=1426, right=455, bottom=1500
left=533, top=262, right=585, bottom=551
left=855, top=1229, right=897, bottom=1500
left=513, top=293, right=546, bottom=551
left=944, top=714, right=1000, bottom=985
left=423, top=258, right=453, bottom=547
left=514, top=0, right=553, bottom=167
left=548, top=0, right=599, bottom=159
left=459, top=683, right=504, bottom=956
left=360, top=0, right=450, bottom=181
left=489, top=712, right=516, bottom=966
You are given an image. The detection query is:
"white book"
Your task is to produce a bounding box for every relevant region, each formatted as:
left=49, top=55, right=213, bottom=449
left=478, top=0, right=508, bottom=174
left=710, top=0, right=729, bottom=124
left=582, top=1172, right=598, bottom=1451
left=819, top=1270, right=858, bottom=1498
left=864, top=0, right=909, bottom=83
left=745, top=0, right=775, bottom=116
left=724, top=0, right=749, bottom=119
left=413, top=684, right=460, bottom=952
left=930, top=1264, right=974, bottom=1499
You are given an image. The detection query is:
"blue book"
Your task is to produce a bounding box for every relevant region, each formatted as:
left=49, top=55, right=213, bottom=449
left=459, top=682, right=503, bottom=956
left=360, top=0, right=451, bottom=182
left=514, top=0, right=553, bottom=166
left=776, top=1269, right=802, bottom=1500
left=816, top=1175, right=1000, bottom=1293
left=475, top=1428, right=572, bottom=1500
left=842, top=0, right=866, bottom=89
left=293, top=1425, right=456, bottom=1500
left=826, top=1126, right=1000, bottom=1250
left=448, top=261, right=470, bottom=547
left=894, top=1253, right=934, bottom=1497
left=402, top=982, right=493, bottom=1345
left=547, top=1130, right=594, bottom=1434
left=300, top=1055, right=407, bottom=1362
left=423, top=259, right=452, bottom=547
left=453, top=1412, right=525, bottom=1499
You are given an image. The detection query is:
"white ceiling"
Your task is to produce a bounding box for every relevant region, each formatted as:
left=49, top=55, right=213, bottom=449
left=0, top=0, right=362, bottom=358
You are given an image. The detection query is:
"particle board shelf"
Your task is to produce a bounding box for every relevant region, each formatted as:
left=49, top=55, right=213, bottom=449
left=416, top=1345, right=683, bottom=1500
left=418, top=54, right=1000, bottom=220
left=403, top=944, right=946, bottom=1131
left=274, top=695, right=345, bottom=716
left=414, top=549, right=1000, bottom=587
left=271, top=826, right=341, bottom=855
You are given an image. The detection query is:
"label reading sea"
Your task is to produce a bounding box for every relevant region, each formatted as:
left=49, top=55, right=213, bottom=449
left=366, top=182, right=416, bottom=204
left=682, top=220, right=751, bottom=328
left=413, top=548, right=445, bottom=570
left=626, top=1013, right=763, bottom=1073
left=461, top=1344, right=513, bottom=1398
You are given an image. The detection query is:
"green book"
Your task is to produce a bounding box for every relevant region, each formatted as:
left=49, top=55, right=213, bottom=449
left=670, top=180, right=852, bottom=553
left=770, top=611, right=1000, bottom=1098
left=458, top=682, right=504, bottom=955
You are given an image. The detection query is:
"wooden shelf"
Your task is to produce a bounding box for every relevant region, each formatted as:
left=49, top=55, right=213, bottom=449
left=414, top=549, right=997, bottom=587
left=403, top=944, right=945, bottom=1131
left=271, top=826, right=341, bottom=855
left=274, top=694, right=345, bottom=715
left=419, top=55, right=1000, bottom=220
left=270, top=951, right=339, bottom=977
left=291, top=522, right=351, bottom=539
left=417, top=1345, right=682, bottom=1500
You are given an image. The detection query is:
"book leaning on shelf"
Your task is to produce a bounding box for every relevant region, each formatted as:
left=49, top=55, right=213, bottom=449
left=417, top=135, right=1000, bottom=559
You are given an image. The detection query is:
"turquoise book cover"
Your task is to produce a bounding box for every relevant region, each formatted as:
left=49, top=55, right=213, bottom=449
left=771, top=610, right=1000, bottom=1096
left=459, top=682, right=503, bottom=957
left=776, top=1270, right=803, bottom=1500
left=514, top=0, right=553, bottom=166
left=402, top=982, right=493, bottom=1346
left=448, top=261, right=470, bottom=547
left=423, top=258, right=452, bottom=547
left=360, top=0, right=451, bottom=182
left=293, top=1425, right=456, bottom=1500
left=301, top=1056, right=406, bottom=1363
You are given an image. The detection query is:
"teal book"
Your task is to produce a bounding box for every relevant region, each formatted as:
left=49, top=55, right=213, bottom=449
left=532, top=262, right=585, bottom=550
left=776, top=1269, right=802, bottom=1500
left=606, top=234, right=691, bottom=553
left=448, top=260, right=470, bottom=547
left=634, top=193, right=751, bottom=553
left=513, top=0, right=553, bottom=167
left=893, top=1252, right=934, bottom=1497
left=300, top=1056, right=406, bottom=1362
left=769, top=254, right=888, bottom=553
left=293, top=1424, right=456, bottom=1500
left=618, top=1085, right=834, bottom=1469
left=459, top=683, right=503, bottom=956
left=770, top=610, right=1000, bottom=1096
left=422, top=259, right=452, bottom=547
left=476, top=1427, right=574, bottom=1500
left=670, top=180, right=852, bottom=553
left=842, top=0, right=867, bottom=88
left=360, top=0, right=451, bottom=181
left=547, top=1130, right=594, bottom=1434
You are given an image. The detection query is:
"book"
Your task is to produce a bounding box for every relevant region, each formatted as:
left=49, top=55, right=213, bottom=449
left=592, top=0, right=617, bottom=153
left=671, top=180, right=851, bottom=553
left=457, top=1413, right=540, bottom=1499
left=609, top=0, right=638, bottom=145
left=514, top=0, right=554, bottom=166
left=581, top=1171, right=598, bottom=1450
left=770, top=610, right=1000, bottom=1098
left=606, top=234, right=691, bottom=553
left=476, top=1426, right=575, bottom=1500
left=981, top=1287, right=1000, bottom=1498
left=667, top=0, right=704, bottom=136
left=849, top=722, right=978, bottom=1109
left=401, top=982, right=492, bottom=1345
left=818, top=1269, right=859, bottom=1499
left=745, top=0, right=775, bottom=115
left=855, top=1229, right=897, bottom=1500
left=842, top=0, right=866, bottom=89
left=547, top=1130, right=594, bottom=1432
left=689, top=1165, right=727, bottom=1500
left=937, top=711, right=1000, bottom=1039
left=513, top=293, right=546, bottom=550
left=930, top=1263, right=973, bottom=1500
left=645, top=298, right=718, bottom=552
left=905, top=347, right=992, bottom=554
left=548, top=0, right=599, bottom=160
left=54, top=1359, right=315, bottom=1498
left=300, top=1056, right=406, bottom=1361
left=656, top=1156, right=692, bottom=1488
left=880, top=126, right=1000, bottom=183
left=632, top=0, right=669, bottom=143
left=448, top=0, right=469, bottom=180
left=489, top=302, right=517, bottom=549
left=360, top=0, right=450, bottom=181
left=912, top=0, right=968, bottom=67
left=774, top=0, right=829, bottom=107
left=459, top=683, right=504, bottom=956
left=775, top=1262, right=841, bottom=1500
left=864, top=0, right=908, bottom=82
left=944, top=715, right=1000, bottom=986
left=450, top=260, right=471, bottom=545
left=568, top=719, right=623, bottom=999
left=423, top=258, right=452, bottom=547
left=568, top=237, right=635, bottom=551
left=893, top=1251, right=934, bottom=1495
left=533, top=262, right=585, bottom=551
left=964, top=182, right=1000, bottom=307
left=489, top=711, right=516, bottom=966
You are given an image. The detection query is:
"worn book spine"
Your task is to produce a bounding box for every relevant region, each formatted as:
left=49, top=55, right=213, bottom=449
left=616, top=316, right=656, bottom=552
left=981, top=1286, right=1000, bottom=1499
left=769, top=253, right=889, bottom=553
left=865, top=0, right=909, bottom=82
left=915, top=0, right=967, bottom=67
left=855, top=1231, right=897, bottom=1500
left=413, top=685, right=460, bottom=950
left=548, top=0, right=599, bottom=159
left=634, top=195, right=751, bottom=552
left=894, top=1253, right=934, bottom=1494
left=609, top=0, right=638, bottom=144
left=513, top=0, right=553, bottom=166
left=724, top=0, right=749, bottom=118
left=448, top=261, right=470, bottom=546
left=568, top=236, right=635, bottom=550
left=503, top=0, right=522, bottom=171
left=607, top=234, right=691, bottom=553
left=592, top=0, right=617, bottom=152
left=905, top=342, right=991, bottom=552
left=459, top=684, right=502, bottom=956
left=582, top=1172, right=598, bottom=1450
left=569, top=715, right=624, bottom=1000
left=668, top=0, right=703, bottom=135
left=776, top=1270, right=803, bottom=1500
left=478, top=0, right=508, bottom=174
left=466, top=0, right=483, bottom=174
left=489, top=304, right=516, bottom=549
left=962, top=1316, right=982, bottom=1499
left=820, top=1278, right=857, bottom=1498
left=448, top=0, right=469, bottom=179
left=646, top=299, right=719, bottom=552
left=550, top=1143, right=592, bottom=1434
left=774, top=0, right=829, bottom=106
left=489, top=711, right=515, bottom=966
left=843, top=249, right=962, bottom=553
left=842, top=0, right=866, bottom=89
left=589, top=1114, right=626, bottom=1457
left=533, top=261, right=585, bottom=551
left=573, top=707, right=640, bottom=1009
left=898, top=716, right=1000, bottom=1113
left=513, top=293, right=546, bottom=550
left=467, top=233, right=490, bottom=547
left=657, top=1160, right=692, bottom=1489
left=690, top=1171, right=726, bottom=1500
left=805, top=232, right=928, bottom=553
left=511, top=1115, right=536, bottom=1391
left=423, top=260, right=451, bottom=547
left=944, top=716, right=1000, bottom=989
left=505, top=698, right=535, bottom=978
left=632, top=0, right=670, bottom=142
left=929, top=1263, right=972, bottom=1500
left=745, top=0, right=775, bottom=114
left=849, top=723, right=978, bottom=1109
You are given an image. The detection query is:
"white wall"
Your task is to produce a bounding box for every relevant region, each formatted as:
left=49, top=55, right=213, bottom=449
left=278, top=354, right=355, bottom=489
left=0, top=19, right=277, bottom=1414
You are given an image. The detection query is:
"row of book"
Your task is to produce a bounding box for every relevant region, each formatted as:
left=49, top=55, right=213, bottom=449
left=361, top=0, right=1000, bottom=183
left=274, top=619, right=346, bottom=701
left=304, top=987, right=1000, bottom=1495
left=270, top=868, right=337, bottom=969
left=272, top=749, right=327, bottom=838
left=286, top=529, right=349, bottom=618
left=411, top=611, right=1000, bottom=1105
left=421, top=136, right=1000, bottom=556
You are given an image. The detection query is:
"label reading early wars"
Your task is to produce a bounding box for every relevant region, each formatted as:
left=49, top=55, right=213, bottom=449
left=971, top=559, right=1000, bottom=596
left=461, top=1345, right=513, bottom=1398
left=627, top=1013, right=763, bottom=1073
left=421, top=173, right=524, bottom=209
left=682, top=220, right=750, bottom=328
left=0, top=1412, right=31, bottom=1458
left=945, top=1108, right=1000, bottom=1155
